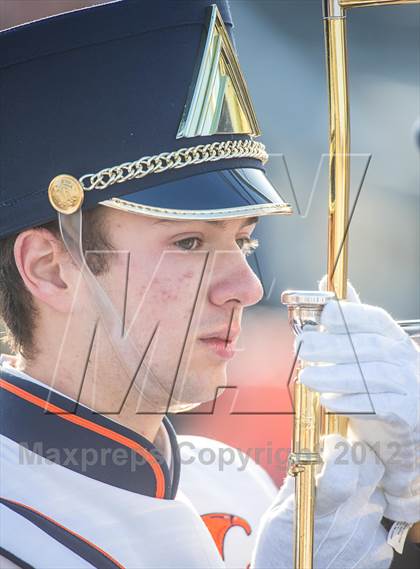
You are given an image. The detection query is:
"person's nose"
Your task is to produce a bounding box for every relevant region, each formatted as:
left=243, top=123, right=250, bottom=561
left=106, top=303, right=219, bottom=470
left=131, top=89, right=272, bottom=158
left=208, top=250, right=264, bottom=308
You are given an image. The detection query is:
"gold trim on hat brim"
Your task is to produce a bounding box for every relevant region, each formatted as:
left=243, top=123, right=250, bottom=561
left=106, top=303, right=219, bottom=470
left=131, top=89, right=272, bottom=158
left=99, top=197, right=293, bottom=220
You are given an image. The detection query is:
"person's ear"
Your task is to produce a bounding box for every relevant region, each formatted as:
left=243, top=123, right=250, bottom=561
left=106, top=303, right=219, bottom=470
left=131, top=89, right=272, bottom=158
left=14, top=228, right=76, bottom=313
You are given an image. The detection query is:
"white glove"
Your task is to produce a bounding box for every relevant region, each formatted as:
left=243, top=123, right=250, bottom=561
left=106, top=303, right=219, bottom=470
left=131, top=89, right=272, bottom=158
left=298, top=277, right=420, bottom=522
left=252, top=435, right=393, bottom=569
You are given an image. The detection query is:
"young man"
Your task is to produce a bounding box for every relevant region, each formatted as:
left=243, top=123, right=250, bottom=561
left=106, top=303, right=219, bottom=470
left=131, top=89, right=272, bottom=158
left=0, top=1, right=418, bottom=567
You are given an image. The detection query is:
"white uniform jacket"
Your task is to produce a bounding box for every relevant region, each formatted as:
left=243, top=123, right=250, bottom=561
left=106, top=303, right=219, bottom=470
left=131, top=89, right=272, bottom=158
left=0, top=365, right=277, bottom=569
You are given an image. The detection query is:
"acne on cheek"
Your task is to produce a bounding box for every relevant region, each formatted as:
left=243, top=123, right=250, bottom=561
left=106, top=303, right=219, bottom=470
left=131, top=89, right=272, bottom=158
left=154, top=270, right=197, bottom=303
left=181, top=270, right=194, bottom=280
left=157, top=286, right=179, bottom=303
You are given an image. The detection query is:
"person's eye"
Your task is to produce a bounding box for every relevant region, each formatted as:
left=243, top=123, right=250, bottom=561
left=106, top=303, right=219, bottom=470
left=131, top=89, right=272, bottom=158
left=236, top=237, right=259, bottom=256
left=174, top=237, right=202, bottom=251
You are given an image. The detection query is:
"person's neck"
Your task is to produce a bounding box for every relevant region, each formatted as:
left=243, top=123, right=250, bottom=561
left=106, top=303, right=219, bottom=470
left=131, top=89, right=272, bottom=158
left=10, top=352, right=164, bottom=443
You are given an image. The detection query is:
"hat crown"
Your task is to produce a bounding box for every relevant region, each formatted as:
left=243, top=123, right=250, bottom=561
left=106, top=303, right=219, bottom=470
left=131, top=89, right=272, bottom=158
left=0, top=0, right=291, bottom=237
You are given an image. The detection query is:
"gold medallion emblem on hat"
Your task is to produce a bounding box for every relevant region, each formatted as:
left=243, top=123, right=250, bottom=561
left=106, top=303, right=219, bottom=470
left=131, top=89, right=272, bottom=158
left=48, top=174, right=84, bottom=214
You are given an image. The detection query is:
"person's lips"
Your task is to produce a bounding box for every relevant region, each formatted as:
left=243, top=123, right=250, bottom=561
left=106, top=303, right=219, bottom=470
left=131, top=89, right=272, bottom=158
left=198, top=327, right=240, bottom=360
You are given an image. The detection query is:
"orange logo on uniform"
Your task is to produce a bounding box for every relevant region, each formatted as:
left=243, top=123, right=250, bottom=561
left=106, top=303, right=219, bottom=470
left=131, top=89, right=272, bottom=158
left=201, top=513, right=251, bottom=561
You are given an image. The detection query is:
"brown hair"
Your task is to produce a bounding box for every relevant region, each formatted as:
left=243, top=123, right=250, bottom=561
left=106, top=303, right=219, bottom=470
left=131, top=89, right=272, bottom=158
left=0, top=207, right=112, bottom=359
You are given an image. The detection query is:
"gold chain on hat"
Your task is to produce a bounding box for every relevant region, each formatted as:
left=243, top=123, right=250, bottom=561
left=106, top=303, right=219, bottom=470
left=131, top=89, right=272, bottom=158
left=79, top=139, right=268, bottom=192
left=48, top=139, right=268, bottom=214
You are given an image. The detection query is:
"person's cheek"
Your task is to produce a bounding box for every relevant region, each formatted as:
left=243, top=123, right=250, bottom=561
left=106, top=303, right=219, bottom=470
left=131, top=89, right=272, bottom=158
left=141, top=257, right=207, bottom=348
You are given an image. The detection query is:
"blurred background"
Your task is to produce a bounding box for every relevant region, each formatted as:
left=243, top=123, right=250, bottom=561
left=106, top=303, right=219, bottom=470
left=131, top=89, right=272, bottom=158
left=1, top=0, right=419, bottom=498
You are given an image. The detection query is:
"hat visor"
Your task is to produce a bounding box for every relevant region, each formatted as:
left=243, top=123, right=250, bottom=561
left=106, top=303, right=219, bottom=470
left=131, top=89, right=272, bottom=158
left=99, top=168, right=292, bottom=220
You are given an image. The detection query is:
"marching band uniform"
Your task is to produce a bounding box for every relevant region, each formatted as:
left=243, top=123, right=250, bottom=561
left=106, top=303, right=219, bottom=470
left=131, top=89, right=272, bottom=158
left=0, top=362, right=277, bottom=568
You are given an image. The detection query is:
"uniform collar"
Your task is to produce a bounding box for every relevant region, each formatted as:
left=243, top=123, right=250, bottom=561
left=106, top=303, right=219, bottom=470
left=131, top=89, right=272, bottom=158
left=0, top=365, right=180, bottom=500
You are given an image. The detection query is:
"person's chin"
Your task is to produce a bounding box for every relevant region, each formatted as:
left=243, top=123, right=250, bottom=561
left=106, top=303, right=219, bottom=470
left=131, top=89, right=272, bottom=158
left=172, top=365, right=228, bottom=408
left=198, top=366, right=228, bottom=404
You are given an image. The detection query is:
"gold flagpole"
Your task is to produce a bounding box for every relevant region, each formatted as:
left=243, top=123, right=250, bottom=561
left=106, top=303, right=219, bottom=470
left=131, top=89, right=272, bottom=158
left=341, top=0, right=419, bottom=7
left=287, top=1, right=420, bottom=567
left=322, top=0, right=420, bottom=434
left=323, top=0, right=351, bottom=436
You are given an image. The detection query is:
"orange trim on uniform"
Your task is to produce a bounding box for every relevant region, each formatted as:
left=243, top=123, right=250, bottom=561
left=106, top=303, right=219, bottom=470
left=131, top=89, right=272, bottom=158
left=201, top=513, right=251, bottom=560
left=1, top=497, right=126, bottom=569
left=0, top=378, right=166, bottom=498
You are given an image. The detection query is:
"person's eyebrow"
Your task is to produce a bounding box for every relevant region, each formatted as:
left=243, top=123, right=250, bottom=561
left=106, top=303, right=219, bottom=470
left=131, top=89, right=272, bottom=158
left=152, top=216, right=259, bottom=229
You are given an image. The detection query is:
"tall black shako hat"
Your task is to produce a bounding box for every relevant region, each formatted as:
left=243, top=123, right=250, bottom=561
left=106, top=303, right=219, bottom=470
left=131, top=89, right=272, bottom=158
left=0, top=0, right=291, bottom=239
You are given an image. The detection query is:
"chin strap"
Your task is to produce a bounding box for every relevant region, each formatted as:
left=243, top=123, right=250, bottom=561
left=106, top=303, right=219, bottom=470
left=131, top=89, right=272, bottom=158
left=58, top=209, right=158, bottom=407
left=58, top=209, right=208, bottom=415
